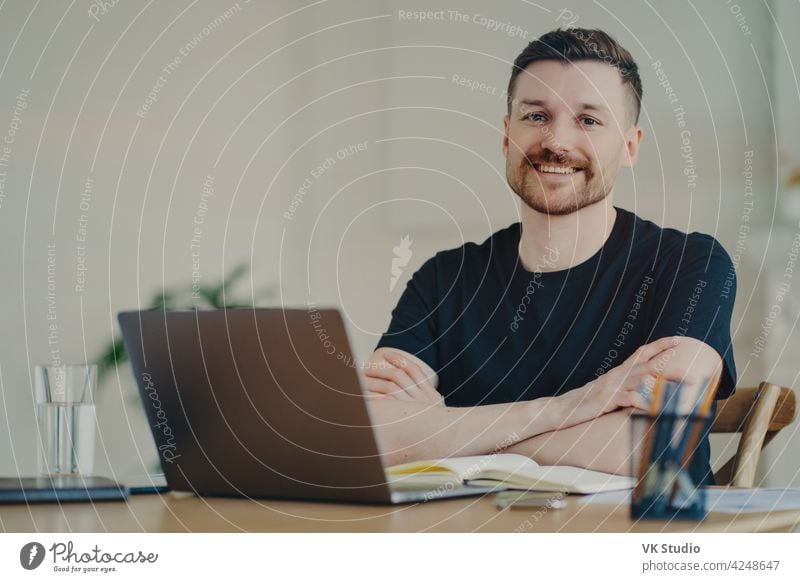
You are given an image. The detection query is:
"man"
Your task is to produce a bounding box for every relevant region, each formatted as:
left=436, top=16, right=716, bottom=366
left=364, top=29, right=736, bottom=484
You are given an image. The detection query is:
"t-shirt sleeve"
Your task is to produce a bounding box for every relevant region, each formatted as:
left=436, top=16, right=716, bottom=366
left=375, top=256, right=441, bottom=372
left=649, top=233, right=737, bottom=399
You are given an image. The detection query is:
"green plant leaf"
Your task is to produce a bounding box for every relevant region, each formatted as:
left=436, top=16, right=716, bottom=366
left=97, top=337, right=127, bottom=382
left=95, top=262, right=276, bottom=388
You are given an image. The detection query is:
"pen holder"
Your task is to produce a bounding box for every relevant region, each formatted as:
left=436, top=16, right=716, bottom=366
left=630, top=413, right=707, bottom=520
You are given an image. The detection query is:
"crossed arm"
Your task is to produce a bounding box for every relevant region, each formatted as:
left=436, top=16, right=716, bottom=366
left=364, top=337, right=723, bottom=474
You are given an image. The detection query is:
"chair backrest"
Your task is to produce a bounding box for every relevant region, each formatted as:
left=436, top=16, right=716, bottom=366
left=711, top=382, right=797, bottom=487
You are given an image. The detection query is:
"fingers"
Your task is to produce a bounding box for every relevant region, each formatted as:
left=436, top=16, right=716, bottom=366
left=363, top=355, right=442, bottom=403
left=614, top=367, right=699, bottom=419
left=659, top=368, right=695, bottom=385
left=621, top=390, right=649, bottom=411
left=629, top=336, right=680, bottom=365
left=629, top=361, right=658, bottom=378
left=364, top=365, right=419, bottom=396
left=620, top=363, right=692, bottom=391
left=363, top=391, right=391, bottom=401
left=364, top=377, right=403, bottom=395
left=385, top=355, right=441, bottom=403
left=628, top=362, right=694, bottom=387
left=380, top=348, right=440, bottom=387
left=362, top=377, right=413, bottom=400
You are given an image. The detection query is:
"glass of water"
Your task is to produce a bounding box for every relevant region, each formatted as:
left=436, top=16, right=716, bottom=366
left=34, top=364, right=97, bottom=476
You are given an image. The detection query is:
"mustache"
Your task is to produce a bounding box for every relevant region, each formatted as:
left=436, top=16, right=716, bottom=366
left=524, top=153, right=588, bottom=170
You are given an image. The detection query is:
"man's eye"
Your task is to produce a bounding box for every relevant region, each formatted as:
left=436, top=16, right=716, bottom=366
left=581, top=117, right=599, bottom=127
left=524, top=112, right=546, bottom=122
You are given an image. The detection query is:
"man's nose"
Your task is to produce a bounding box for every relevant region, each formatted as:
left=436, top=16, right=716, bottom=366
left=542, top=117, right=578, bottom=156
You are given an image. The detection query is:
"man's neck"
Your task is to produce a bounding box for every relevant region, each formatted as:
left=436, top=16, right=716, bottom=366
left=518, top=197, right=617, bottom=273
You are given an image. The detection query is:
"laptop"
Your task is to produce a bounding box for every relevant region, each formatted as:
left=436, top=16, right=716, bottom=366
left=118, top=308, right=494, bottom=504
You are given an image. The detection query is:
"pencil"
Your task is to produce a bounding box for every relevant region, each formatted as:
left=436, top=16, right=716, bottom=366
left=649, top=380, right=684, bottom=512
left=665, top=373, right=722, bottom=508
left=672, top=377, right=711, bottom=464
left=633, top=375, right=665, bottom=502
left=679, top=372, right=721, bottom=468
left=664, top=377, right=710, bottom=506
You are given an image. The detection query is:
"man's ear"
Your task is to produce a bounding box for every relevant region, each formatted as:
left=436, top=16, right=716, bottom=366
left=621, top=125, right=643, bottom=168
left=502, top=115, right=510, bottom=159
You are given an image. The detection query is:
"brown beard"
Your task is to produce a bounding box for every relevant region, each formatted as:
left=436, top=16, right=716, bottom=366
left=506, top=153, right=610, bottom=216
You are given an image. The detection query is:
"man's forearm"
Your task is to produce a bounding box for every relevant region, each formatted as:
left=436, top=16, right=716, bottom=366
left=503, top=409, right=635, bottom=475
left=499, top=338, right=723, bottom=475
left=368, top=396, right=569, bottom=466
left=364, top=339, right=682, bottom=467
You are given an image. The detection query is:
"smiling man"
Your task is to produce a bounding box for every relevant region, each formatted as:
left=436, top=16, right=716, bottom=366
left=364, top=29, right=736, bottom=484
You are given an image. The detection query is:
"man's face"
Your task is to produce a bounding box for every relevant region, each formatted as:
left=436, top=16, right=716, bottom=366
left=503, top=60, right=642, bottom=216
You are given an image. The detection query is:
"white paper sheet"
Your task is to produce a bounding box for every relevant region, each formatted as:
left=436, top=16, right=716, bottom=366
left=579, top=487, right=800, bottom=514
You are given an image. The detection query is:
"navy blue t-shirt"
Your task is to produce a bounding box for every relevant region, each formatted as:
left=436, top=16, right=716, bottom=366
left=376, top=207, right=737, bottom=485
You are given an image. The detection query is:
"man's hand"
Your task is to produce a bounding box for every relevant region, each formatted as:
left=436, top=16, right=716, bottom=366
left=556, top=336, right=684, bottom=429
left=363, top=336, right=723, bottom=466
left=362, top=348, right=444, bottom=405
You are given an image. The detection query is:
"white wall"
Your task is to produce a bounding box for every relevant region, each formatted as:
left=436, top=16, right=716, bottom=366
left=0, top=0, right=796, bottom=486
left=753, top=0, right=800, bottom=488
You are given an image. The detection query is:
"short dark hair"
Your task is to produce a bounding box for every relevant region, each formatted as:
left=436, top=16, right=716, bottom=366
left=506, top=28, right=642, bottom=126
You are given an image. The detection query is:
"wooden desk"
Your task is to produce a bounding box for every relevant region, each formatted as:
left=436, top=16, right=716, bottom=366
left=2, top=491, right=799, bottom=532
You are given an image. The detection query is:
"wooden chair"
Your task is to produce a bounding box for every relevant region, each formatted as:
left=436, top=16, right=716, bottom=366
left=711, top=382, right=797, bottom=487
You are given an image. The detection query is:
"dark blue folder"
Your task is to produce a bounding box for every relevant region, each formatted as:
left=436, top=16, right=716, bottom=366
left=0, top=476, right=129, bottom=503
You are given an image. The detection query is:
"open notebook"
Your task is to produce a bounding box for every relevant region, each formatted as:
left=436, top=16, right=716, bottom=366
left=387, top=453, right=635, bottom=494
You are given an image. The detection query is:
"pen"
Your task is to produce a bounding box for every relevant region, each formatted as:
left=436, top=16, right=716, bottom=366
left=494, top=490, right=567, bottom=510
